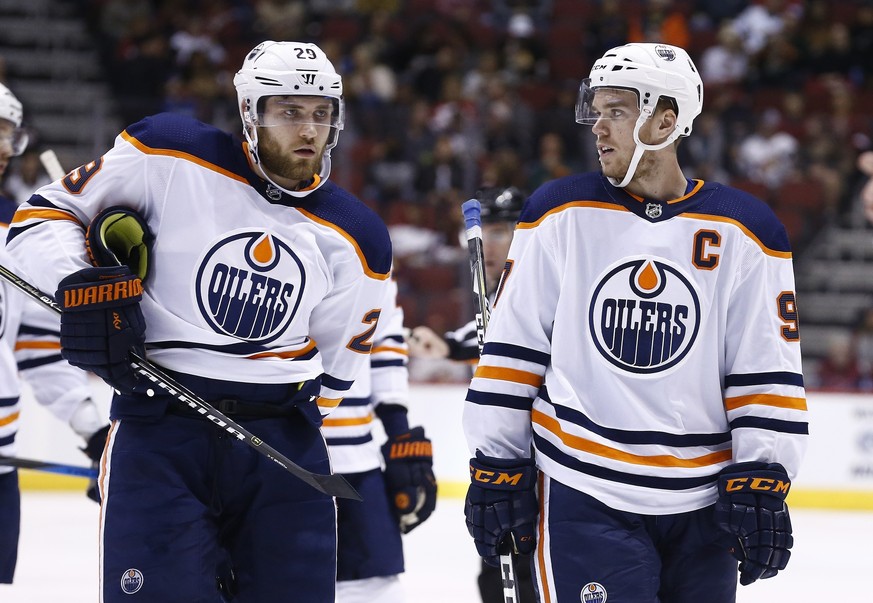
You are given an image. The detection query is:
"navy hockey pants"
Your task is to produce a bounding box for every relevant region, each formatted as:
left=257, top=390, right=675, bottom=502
left=98, top=406, right=335, bottom=602
left=0, top=470, right=20, bottom=583
left=535, top=475, right=738, bottom=603
left=335, top=467, right=404, bottom=581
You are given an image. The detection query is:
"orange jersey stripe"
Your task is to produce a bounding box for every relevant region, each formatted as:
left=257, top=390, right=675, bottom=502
left=317, top=396, right=342, bottom=409
left=247, top=339, right=318, bottom=360
left=14, top=341, right=61, bottom=351
left=724, top=393, right=808, bottom=412
left=11, top=208, right=82, bottom=226
left=322, top=413, right=374, bottom=427
left=371, top=345, right=408, bottom=356
left=474, top=365, right=543, bottom=388
left=626, top=179, right=706, bottom=204
left=0, top=411, right=20, bottom=427
left=295, top=207, right=390, bottom=281
left=122, top=130, right=250, bottom=184
left=515, top=195, right=791, bottom=259
left=533, top=409, right=732, bottom=468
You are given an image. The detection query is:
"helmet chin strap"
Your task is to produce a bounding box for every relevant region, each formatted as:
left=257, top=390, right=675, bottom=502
left=608, top=112, right=680, bottom=189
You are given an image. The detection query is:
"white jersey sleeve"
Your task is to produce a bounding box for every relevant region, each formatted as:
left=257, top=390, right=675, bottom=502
left=325, top=274, right=409, bottom=474
left=1, top=200, right=95, bottom=471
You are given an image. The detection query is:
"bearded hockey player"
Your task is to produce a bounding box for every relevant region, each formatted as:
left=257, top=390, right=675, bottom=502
left=6, top=41, right=392, bottom=602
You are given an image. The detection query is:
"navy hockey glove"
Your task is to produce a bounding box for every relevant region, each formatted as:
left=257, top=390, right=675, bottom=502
left=381, top=426, right=437, bottom=533
left=81, top=424, right=109, bottom=503
left=465, top=453, right=537, bottom=567
left=715, top=462, right=794, bottom=586
left=56, top=266, right=146, bottom=393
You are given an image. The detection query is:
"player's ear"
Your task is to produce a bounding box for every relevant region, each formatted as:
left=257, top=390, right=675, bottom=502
left=651, top=106, right=678, bottom=146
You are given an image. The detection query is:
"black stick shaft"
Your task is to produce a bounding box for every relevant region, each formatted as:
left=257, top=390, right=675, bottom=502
left=0, top=455, right=97, bottom=478
left=461, top=200, right=520, bottom=603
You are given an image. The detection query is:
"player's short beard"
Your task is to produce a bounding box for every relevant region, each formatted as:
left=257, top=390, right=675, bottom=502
left=258, top=128, right=324, bottom=184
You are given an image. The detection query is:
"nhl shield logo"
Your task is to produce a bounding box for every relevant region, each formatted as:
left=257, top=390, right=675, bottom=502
left=265, top=183, right=283, bottom=201
left=645, top=203, right=662, bottom=219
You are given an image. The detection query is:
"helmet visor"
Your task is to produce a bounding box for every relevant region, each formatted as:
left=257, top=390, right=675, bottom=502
left=253, top=95, right=342, bottom=128
left=247, top=95, right=344, bottom=149
left=575, top=80, right=641, bottom=126
left=0, top=125, right=29, bottom=156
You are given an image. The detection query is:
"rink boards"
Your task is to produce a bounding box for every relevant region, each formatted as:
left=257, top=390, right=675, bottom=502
left=16, top=379, right=873, bottom=510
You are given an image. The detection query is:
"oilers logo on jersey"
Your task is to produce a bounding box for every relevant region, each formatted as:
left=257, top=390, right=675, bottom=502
left=195, top=230, right=305, bottom=343
left=589, top=257, right=700, bottom=374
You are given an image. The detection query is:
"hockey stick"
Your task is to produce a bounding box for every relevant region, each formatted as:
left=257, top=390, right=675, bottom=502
left=462, top=199, right=521, bottom=603
left=39, top=149, right=66, bottom=180
left=0, top=455, right=97, bottom=478
left=462, top=200, right=491, bottom=353
left=0, top=263, right=361, bottom=501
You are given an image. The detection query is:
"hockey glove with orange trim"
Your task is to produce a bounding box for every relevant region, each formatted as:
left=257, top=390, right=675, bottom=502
left=381, top=426, right=437, bottom=534
left=715, top=462, right=794, bottom=585
left=56, top=266, right=146, bottom=393
left=465, top=453, right=537, bottom=567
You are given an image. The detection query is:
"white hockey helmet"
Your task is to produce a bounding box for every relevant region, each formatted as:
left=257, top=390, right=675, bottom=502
left=576, top=43, right=703, bottom=187
left=233, top=41, right=344, bottom=195
left=0, top=82, right=28, bottom=156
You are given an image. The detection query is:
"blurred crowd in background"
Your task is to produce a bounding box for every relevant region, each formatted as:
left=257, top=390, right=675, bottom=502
left=3, top=0, right=873, bottom=387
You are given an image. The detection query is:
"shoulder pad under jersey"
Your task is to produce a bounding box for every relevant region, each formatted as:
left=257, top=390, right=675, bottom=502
left=296, top=181, right=393, bottom=279
left=518, top=172, right=614, bottom=225
left=690, top=182, right=791, bottom=253
left=122, top=113, right=251, bottom=179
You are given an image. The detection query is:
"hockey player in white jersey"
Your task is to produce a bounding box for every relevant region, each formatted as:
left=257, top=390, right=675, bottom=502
left=408, top=187, right=524, bottom=364
left=6, top=41, right=392, bottom=602
left=407, top=186, right=536, bottom=603
left=463, top=43, right=807, bottom=602
left=327, top=275, right=436, bottom=602
left=0, top=82, right=106, bottom=583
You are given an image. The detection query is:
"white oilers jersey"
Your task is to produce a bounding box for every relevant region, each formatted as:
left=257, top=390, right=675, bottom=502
left=6, top=114, right=392, bottom=417
left=1, top=198, right=91, bottom=473
left=325, top=276, right=409, bottom=473
left=463, top=173, right=808, bottom=515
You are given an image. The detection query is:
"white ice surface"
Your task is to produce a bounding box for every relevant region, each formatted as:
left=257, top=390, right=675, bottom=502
left=1, top=493, right=871, bottom=602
